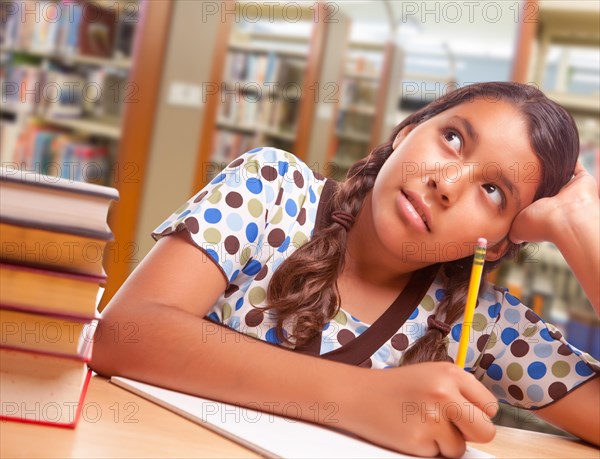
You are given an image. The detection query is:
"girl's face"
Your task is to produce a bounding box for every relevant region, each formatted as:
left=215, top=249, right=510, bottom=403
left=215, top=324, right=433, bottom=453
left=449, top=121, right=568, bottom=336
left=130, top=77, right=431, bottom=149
left=371, top=98, right=542, bottom=264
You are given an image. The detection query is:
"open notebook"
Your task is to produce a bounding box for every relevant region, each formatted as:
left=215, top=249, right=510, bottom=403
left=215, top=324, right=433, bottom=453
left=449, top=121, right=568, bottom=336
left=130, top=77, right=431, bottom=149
left=111, top=377, right=495, bottom=459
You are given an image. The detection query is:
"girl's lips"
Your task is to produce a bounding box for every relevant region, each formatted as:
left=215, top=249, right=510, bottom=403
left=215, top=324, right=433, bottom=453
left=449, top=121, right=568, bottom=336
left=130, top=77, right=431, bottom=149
left=397, top=190, right=431, bottom=233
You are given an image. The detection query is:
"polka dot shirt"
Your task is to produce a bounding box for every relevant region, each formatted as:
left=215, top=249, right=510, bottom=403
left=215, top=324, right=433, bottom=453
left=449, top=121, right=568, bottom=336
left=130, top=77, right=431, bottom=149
left=152, top=146, right=600, bottom=410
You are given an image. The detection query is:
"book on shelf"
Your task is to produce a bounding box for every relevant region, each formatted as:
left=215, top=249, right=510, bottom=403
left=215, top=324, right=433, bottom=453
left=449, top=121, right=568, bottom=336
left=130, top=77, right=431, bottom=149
left=0, top=165, right=119, bottom=231
left=0, top=344, right=93, bottom=427
left=0, top=307, right=95, bottom=357
left=78, top=4, right=117, bottom=58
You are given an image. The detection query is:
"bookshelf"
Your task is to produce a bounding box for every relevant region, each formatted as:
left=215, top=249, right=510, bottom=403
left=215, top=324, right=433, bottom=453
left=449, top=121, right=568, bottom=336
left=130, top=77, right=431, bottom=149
left=0, top=0, right=173, bottom=309
left=191, top=1, right=351, bottom=191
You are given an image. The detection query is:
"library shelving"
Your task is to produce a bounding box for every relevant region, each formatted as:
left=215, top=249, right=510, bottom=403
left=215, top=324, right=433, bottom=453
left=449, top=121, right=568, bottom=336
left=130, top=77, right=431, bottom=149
left=0, top=0, right=173, bottom=308
left=191, top=1, right=351, bottom=191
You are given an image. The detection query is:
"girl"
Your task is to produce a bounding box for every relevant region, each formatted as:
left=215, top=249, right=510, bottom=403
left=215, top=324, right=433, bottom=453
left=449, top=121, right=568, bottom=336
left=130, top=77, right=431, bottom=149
left=91, top=82, right=600, bottom=458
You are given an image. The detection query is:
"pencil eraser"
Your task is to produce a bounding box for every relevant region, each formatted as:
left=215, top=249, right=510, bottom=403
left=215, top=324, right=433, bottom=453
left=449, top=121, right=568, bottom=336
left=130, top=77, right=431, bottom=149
left=477, top=237, right=487, bottom=248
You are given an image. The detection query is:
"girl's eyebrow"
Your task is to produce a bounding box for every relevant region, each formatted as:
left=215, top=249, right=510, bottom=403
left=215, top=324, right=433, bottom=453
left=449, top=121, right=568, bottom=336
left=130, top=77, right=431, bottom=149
left=450, top=115, right=479, bottom=145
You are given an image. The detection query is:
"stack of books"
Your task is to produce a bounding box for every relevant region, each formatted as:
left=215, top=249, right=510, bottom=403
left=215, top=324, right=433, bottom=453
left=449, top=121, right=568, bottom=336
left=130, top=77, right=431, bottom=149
left=0, top=167, right=118, bottom=427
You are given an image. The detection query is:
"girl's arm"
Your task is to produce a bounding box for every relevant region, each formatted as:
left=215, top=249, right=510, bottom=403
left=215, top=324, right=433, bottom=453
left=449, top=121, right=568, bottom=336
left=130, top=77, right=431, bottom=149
left=90, top=231, right=498, bottom=459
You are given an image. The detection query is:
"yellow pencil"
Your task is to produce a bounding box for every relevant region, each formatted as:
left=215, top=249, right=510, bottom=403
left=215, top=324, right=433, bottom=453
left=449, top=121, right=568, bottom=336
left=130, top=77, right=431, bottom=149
left=456, top=238, right=487, bottom=368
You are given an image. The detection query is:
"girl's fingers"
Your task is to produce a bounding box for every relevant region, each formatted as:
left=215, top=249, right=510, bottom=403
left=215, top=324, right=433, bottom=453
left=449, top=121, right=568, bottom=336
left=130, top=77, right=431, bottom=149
left=457, top=371, right=499, bottom=416
left=451, top=400, right=497, bottom=444
left=435, top=421, right=469, bottom=459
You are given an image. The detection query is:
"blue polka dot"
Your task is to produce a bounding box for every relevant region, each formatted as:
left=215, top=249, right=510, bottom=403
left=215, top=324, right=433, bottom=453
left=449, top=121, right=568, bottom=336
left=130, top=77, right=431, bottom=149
left=277, top=236, right=291, bottom=253
left=487, top=364, right=503, bottom=381
left=375, top=345, right=391, bottom=362
left=266, top=327, right=281, bottom=344
left=226, top=213, right=243, bottom=231
left=488, top=302, right=501, bottom=318
left=206, top=249, right=219, bottom=263
left=285, top=199, right=297, bottom=217
left=504, top=308, right=521, bottom=324
left=242, top=260, right=262, bottom=276
left=568, top=344, right=582, bottom=356
left=221, top=259, right=233, bottom=278
left=235, top=297, right=244, bottom=310
left=527, top=361, right=547, bottom=380
left=505, top=293, right=520, bottom=305
left=248, top=147, right=262, bottom=153
left=351, top=315, right=360, bottom=322
left=320, top=339, right=335, bottom=354
left=246, top=178, right=263, bottom=194
left=265, top=184, right=275, bottom=203
left=155, top=221, right=170, bottom=233
left=207, top=312, right=220, bottom=322
left=575, top=361, right=593, bottom=377
left=533, top=343, right=553, bottom=358
left=466, top=347, right=475, bottom=364
left=435, top=289, right=446, bottom=301
left=230, top=269, right=240, bottom=282
left=491, top=384, right=507, bottom=397
left=246, top=223, right=258, bottom=242
left=409, top=308, right=419, bottom=320
left=527, top=384, right=544, bottom=402
left=178, top=209, right=191, bottom=219
left=309, top=186, right=316, bottom=203
left=356, top=325, right=368, bottom=335
left=501, top=327, right=519, bottom=345
left=278, top=161, right=289, bottom=176
left=323, top=322, right=330, bottom=331
left=540, top=328, right=554, bottom=342
left=211, top=173, right=226, bottom=184
left=451, top=324, right=462, bottom=342
left=228, top=316, right=240, bottom=330
left=204, top=208, right=222, bottom=224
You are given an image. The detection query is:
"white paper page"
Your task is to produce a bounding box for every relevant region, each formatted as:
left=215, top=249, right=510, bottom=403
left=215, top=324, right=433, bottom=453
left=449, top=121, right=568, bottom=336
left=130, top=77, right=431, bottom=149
left=111, top=377, right=495, bottom=459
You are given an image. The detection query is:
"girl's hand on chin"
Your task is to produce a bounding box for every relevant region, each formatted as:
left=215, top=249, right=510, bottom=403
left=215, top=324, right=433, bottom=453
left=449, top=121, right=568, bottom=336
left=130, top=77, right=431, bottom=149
left=509, top=161, right=599, bottom=245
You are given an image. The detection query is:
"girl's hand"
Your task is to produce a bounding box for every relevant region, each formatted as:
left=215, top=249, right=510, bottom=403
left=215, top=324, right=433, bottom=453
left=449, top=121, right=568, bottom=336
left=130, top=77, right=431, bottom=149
left=509, top=161, right=599, bottom=245
left=341, top=362, right=498, bottom=458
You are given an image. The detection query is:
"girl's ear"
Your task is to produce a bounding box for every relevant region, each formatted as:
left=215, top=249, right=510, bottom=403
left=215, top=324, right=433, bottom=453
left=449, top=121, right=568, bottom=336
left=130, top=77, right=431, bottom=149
left=392, top=123, right=417, bottom=150
left=485, top=237, right=511, bottom=262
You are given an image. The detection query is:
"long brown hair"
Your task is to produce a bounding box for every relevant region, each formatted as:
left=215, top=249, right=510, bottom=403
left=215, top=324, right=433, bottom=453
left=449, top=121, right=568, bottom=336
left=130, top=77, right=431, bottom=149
left=263, top=82, right=580, bottom=364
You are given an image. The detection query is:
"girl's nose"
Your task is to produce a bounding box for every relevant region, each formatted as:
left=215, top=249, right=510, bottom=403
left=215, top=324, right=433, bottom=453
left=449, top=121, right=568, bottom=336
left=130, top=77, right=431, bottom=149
left=426, top=174, right=453, bottom=206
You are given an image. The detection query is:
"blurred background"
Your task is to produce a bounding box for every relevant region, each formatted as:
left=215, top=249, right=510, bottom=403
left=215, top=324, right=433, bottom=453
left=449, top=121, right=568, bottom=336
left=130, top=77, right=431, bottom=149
left=1, top=0, right=599, bottom=435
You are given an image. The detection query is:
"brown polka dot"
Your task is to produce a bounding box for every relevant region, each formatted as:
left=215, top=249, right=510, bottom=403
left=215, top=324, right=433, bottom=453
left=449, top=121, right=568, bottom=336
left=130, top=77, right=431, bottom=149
left=160, top=226, right=174, bottom=236
left=268, top=228, right=285, bottom=247
left=313, top=170, right=324, bottom=180
left=184, top=217, right=199, bottom=234
left=549, top=329, right=563, bottom=340
left=224, top=283, right=239, bottom=298
left=557, top=344, right=573, bottom=356
left=479, top=353, right=495, bottom=370
left=359, top=358, right=372, bottom=368
left=296, top=208, right=306, bottom=225
left=175, top=222, right=186, bottom=232
left=477, top=334, right=490, bottom=352
left=508, top=385, right=524, bottom=401
left=293, top=170, right=304, bottom=188
left=245, top=309, right=264, bottom=327
left=255, top=264, right=269, bottom=281
left=337, top=329, right=356, bottom=346
left=510, top=339, right=529, bottom=358
left=261, top=165, right=278, bottom=181
left=225, top=192, right=243, bottom=208
left=265, top=209, right=269, bottom=222
left=391, top=333, right=409, bottom=351
left=525, top=309, right=541, bottom=323
left=548, top=382, right=568, bottom=401
left=275, top=187, right=284, bottom=205
left=193, top=190, right=208, bottom=203
left=224, top=236, right=240, bottom=254
left=229, top=158, right=244, bottom=168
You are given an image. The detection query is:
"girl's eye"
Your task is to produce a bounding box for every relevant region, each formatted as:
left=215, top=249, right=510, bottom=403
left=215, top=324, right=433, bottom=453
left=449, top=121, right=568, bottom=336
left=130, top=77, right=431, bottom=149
left=443, top=129, right=462, bottom=151
left=482, top=184, right=506, bottom=209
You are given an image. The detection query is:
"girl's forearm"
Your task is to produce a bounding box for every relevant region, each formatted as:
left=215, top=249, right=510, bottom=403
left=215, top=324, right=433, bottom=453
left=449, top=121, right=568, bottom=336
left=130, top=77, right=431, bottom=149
left=552, top=207, right=600, bottom=314
left=90, top=301, right=359, bottom=426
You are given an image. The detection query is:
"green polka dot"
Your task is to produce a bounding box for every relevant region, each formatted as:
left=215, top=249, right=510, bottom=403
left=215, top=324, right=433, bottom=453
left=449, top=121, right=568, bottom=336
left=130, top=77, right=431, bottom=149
left=552, top=360, right=570, bottom=378
left=271, top=207, right=283, bottom=224
left=248, top=199, right=263, bottom=218
left=245, top=160, right=260, bottom=174
left=292, top=231, right=308, bottom=249
left=246, top=332, right=259, bottom=339
left=203, top=228, right=221, bottom=244
left=240, top=247, right=252, bottom=267
left=421, top=294, right=435, bottom=311
left=523, top=324, right=538, bottom=337
left=485, top=332, right=498, bottom=349
left=317, top=184, right=323, bottom=194
left=249, top=287, right=266, bottom=306
left=208, top=190, right=222, bottom=204
left=472, top=313, right=487, bottom=332
left=507, top=362, right=523, bottom=381
left=222, top=303, right=232, bottom=320
left=175, top=203, right=188, bottom=214
left=297, top=194, right=306, bottom=207
left=333, top=310, right=347, bottom=325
